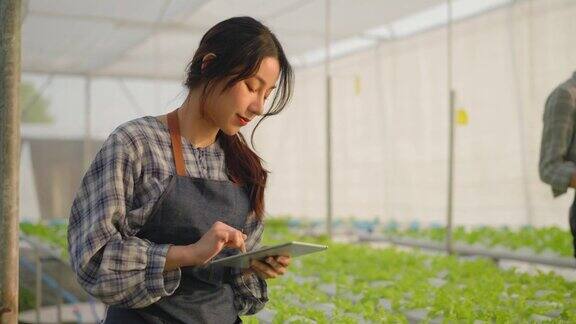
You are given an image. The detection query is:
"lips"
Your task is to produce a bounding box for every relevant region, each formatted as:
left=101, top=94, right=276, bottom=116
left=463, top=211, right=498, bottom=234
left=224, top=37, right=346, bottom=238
left=237, top=114, right=250, bottom=125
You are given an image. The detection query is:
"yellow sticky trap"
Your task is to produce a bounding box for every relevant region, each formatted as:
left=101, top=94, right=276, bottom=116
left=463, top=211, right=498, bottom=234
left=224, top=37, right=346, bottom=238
left=456, top=109, right=468, bottom=125
left=354, top=75, right=361, bottom=96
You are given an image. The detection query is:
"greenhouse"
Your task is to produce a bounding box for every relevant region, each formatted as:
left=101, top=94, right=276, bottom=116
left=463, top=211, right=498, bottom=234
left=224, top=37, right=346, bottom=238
left=1, top=0, right=576, bottom=323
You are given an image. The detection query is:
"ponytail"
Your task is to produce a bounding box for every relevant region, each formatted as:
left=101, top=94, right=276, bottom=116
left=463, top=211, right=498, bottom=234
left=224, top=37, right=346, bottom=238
left=218, top=132, right=268, bottom=220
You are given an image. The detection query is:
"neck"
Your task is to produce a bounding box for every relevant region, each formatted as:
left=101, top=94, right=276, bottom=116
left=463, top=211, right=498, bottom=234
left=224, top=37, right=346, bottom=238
left=177, top=90, right=219, bottom=148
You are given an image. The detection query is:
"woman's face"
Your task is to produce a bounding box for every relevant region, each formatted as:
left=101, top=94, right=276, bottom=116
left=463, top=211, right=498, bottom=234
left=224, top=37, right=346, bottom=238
left=204, top=56, right=280, bottom=135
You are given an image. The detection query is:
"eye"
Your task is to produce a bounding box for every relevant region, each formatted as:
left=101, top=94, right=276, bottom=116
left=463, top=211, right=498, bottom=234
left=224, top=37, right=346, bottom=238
left=245, top=82, right=257, bottom=93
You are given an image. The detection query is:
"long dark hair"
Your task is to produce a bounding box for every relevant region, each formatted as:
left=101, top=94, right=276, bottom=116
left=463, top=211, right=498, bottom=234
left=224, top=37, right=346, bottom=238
left=184, top=16, right=293, bottom=220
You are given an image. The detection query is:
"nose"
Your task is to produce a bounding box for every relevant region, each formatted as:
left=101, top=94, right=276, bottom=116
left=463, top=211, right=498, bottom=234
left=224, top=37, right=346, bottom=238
left=248, top=96, right=265, bottom=117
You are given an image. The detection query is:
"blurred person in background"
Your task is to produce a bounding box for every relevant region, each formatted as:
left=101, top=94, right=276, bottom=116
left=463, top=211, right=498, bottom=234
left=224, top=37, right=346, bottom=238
left=67, top=16, right=293, bottom=323
left=539, top=71, right=576, bottom=258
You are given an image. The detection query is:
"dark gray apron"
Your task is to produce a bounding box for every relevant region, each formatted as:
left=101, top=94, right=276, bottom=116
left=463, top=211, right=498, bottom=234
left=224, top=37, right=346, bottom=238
left=104, top=109, right=251, bottom=323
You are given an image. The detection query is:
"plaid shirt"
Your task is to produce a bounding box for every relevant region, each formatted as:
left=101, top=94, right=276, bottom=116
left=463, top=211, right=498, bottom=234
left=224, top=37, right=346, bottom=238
left=68, top=116, right=267, bottom=315
left=540, top=72, right=576, bottom=197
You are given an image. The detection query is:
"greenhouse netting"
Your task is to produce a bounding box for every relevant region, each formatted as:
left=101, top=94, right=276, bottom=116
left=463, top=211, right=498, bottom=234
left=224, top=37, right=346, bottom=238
left=2, top=0, right=576, bottom=322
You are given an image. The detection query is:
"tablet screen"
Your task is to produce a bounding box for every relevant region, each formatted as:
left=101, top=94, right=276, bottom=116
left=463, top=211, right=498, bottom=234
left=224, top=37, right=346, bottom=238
left=209, top=241, right=328, bottom=268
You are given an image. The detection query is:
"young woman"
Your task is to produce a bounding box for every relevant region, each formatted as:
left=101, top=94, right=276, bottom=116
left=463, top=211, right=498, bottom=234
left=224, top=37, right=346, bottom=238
left=67, top=16, right=294, bottom=323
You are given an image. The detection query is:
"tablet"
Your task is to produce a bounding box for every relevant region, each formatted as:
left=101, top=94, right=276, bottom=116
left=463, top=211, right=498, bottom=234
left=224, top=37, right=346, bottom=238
left=209, top=241, right=328, bottom=268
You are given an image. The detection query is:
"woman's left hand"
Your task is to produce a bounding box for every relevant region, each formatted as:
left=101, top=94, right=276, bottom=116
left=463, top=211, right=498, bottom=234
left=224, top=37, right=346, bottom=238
left=248, top=255, right=291, bottom=280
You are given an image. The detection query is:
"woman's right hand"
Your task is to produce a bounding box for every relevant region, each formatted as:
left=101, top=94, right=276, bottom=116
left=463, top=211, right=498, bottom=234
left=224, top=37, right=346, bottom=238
left=189, top=221, right=247, bottom=266
left=165, top=221, right=247, bottom=271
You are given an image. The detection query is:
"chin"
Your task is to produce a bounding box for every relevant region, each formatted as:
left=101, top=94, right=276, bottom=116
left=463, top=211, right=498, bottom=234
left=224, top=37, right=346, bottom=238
left=220, top=127, right=240, bottom=136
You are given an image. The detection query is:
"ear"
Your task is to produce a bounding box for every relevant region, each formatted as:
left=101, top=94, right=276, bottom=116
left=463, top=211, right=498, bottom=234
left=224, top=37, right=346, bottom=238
left=201, top=53, right=217, bottom=73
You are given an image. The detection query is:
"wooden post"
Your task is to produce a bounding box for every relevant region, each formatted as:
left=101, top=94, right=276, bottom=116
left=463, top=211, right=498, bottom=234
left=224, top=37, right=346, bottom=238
left=0, top=0, right=22, bottom=322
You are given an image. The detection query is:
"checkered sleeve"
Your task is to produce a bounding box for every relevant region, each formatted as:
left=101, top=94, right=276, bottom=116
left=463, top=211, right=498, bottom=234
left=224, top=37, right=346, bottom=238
left=230, top=215, right=268, bottom=315
left=539, top=87, right=576, bottom=197
left=67, top=130, right=181, bottom=308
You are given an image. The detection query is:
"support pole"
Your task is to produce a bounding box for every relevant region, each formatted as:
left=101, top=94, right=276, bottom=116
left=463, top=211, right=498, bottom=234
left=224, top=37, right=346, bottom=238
left=324, top=0, right=333, bottom=239
left=56, top=289, right=62, bottom=324
left=34, top=249, right=42, bottom=324
left=83, top=76, right=92, bottom=171
left=0, top=0, right=22, bottom=322
left=446, top=0, right=455, bottom=255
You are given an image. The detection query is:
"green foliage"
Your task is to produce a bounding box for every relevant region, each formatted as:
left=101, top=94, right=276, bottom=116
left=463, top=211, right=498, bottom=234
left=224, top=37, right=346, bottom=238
left=19, top=286, right=36, bottom=311
left=20, top=81, right=53, bottom=124
left=264, top=217, right=292, bottom=235
left=20, top=220, right=576, bottom=322
left=384, top=225, right=574, bottom=256
left=241, top=220, right=576, bottom=323
left=20, top=222, right=68, bottom=259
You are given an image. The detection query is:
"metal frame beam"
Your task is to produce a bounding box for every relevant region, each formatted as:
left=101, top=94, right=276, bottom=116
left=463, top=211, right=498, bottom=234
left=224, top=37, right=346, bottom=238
left=359, top=234, right=576, bottom=269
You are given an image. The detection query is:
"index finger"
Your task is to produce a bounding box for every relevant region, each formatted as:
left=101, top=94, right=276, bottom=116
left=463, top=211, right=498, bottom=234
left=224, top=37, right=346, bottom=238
left=232, top=228, right=247, bottom=253
left=220, top=227, right=246, bottom=253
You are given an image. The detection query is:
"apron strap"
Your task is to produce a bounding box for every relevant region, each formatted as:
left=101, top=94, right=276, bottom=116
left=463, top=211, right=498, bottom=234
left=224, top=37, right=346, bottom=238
left=167, top=109, right=187, bottom=176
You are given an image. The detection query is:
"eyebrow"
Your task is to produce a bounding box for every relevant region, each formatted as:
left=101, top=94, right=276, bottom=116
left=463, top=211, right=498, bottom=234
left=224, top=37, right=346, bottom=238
left=254, top=75, right=277, bottom=90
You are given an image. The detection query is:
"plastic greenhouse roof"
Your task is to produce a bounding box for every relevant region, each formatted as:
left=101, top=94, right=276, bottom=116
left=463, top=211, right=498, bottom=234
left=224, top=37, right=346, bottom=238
left=21, top=0, right=455, bottom=79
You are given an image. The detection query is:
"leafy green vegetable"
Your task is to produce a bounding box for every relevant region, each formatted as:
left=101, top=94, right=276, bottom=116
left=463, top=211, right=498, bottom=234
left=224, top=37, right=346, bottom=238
left=19, top=219, right=576, bottom=322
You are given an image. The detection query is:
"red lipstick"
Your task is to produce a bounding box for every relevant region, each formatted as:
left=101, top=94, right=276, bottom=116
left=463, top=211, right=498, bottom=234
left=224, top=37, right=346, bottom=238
left=237, top=114, right=249, bottom=126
